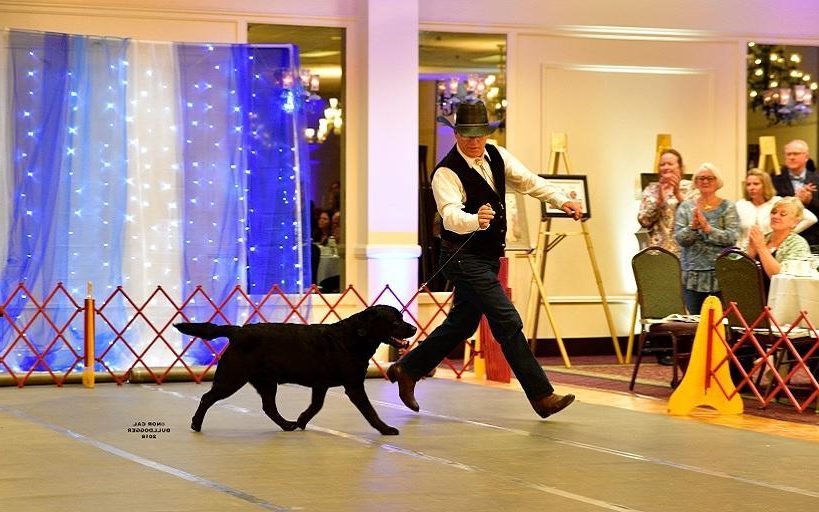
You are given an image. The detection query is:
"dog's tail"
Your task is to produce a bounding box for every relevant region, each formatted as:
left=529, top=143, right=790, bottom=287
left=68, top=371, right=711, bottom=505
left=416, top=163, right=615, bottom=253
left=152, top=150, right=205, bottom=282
left=173, top=322, right=237, bottom=341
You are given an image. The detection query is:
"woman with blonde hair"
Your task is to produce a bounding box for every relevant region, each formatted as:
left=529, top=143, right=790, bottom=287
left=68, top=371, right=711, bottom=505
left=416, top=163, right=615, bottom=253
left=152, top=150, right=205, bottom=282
left=735, top=168, right=816, bottom=251
left=747, top=196, right=812, bottom=278
left=675, top=163, right=739, bottom=314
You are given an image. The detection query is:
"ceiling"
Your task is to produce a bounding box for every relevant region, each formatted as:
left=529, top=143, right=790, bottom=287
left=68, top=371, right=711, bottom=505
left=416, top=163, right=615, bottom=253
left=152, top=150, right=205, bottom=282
left=419, top=31, right=506, bottom=77
left=248, top=24, right=345, bottom=96
left=247, top=24, right=506, bottom=98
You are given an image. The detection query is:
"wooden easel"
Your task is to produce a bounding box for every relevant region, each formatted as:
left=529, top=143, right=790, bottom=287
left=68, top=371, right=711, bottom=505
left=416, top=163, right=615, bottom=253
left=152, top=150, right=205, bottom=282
left=757, top=136, right=780, bottom=174
left=523, top=134, right=623, bottom=368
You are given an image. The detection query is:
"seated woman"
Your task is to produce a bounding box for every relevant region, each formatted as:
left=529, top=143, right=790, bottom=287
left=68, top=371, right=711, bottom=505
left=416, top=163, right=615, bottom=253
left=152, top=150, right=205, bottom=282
left=735, top=168, right=817, bottom=251
left=312, top=209, right=332, bottom=246
left=746, top=196, right=811, bottom=279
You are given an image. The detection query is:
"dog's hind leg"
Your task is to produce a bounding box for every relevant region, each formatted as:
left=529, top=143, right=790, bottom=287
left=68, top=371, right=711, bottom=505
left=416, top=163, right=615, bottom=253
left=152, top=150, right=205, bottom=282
left=249, top=378, right=298, bottom=432
left=343, top=382, right=399, bottom=435
left=191, top=382, right=244, bottom=432
left=295, top=386, right=328, bottom=430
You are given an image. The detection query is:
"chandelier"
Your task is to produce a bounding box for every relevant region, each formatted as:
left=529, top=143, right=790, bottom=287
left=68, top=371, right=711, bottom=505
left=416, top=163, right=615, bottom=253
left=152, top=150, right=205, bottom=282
left=281, top=68, right=343, bottom=144
left=280, top=68, right=320, bottom=100
left=436, top=44, right=507, bottom=123
left=437, top=75, right=492, bottom=115
left=305, top=97, right=342, bottom=143
left=747, top=42, right=818, bottom=125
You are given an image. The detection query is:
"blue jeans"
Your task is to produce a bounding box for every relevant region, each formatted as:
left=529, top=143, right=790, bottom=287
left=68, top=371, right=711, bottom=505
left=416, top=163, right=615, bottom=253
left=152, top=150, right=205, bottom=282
left=399, top=251, right=554, bottom=400
left=684, top=289, right=720, bottom=316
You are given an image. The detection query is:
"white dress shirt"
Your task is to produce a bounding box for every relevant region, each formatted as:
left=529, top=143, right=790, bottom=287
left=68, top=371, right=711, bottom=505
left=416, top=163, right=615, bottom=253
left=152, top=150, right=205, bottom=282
left=735, top=195, right=818, bottom=251
left=431, top=144, right=571, bottom=234
left=789, top=169, right=808, bottom=193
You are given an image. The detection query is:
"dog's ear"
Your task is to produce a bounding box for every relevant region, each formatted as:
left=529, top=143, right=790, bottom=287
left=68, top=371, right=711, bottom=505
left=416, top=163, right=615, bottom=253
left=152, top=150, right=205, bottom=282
left=355, top=306, right=390, bottom=338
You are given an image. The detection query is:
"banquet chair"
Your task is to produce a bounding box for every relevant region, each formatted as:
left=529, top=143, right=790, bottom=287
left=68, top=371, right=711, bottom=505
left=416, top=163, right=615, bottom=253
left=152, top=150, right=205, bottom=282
left=634, top=227, right=651, bottom=251
left=310, top=243, right=321, bottom=285
left=717, top=249, right=816, bottom=402
left=714, top=249, right=772, bottom=387
left=630, top=246, right=697, bottom=390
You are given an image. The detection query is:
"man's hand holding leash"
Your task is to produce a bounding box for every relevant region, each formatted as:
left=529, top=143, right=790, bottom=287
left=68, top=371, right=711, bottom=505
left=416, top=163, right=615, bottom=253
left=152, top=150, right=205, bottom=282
left=477, top=203, right=495, bottom=229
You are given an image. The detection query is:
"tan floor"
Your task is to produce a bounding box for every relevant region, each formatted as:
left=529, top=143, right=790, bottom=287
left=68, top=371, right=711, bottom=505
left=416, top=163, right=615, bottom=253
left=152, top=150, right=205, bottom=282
left=1, top=374, right=818, bottom=511
left=437, top=369, right=819, bottom=443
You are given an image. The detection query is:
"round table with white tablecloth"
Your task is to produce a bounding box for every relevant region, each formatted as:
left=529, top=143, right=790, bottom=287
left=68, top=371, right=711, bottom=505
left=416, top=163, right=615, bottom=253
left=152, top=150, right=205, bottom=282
left=767, top=273, right=819, bottom=327
left=316, top=254, right=340, bottom=284
left=316, top=242, right=340, bottom=290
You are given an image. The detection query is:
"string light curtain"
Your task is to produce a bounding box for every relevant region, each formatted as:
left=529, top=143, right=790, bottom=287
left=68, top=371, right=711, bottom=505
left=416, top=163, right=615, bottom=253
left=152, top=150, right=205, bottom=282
left=0, top=30, right=311, bottom=371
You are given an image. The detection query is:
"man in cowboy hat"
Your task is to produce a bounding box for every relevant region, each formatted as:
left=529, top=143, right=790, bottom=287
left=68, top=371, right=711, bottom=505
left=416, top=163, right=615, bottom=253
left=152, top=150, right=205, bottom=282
left=388, top=99, right=583, bottom=419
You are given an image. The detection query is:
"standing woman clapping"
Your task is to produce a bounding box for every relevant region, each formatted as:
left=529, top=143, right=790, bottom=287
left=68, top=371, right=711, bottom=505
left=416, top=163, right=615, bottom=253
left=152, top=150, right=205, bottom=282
left=674, top=163, right=739, bottom=315
left=637, top=149, right=692, bottom=255
left=735, top=168, right=817, bottom=251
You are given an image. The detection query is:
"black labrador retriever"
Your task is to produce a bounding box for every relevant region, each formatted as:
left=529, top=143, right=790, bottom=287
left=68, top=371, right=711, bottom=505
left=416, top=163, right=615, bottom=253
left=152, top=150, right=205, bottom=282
left=174, top=305, right=417, bottom=435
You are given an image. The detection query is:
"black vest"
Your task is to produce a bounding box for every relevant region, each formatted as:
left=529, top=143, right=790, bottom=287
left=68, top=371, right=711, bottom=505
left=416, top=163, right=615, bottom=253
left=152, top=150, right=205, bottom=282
left=433, top=144, right=507, bottom=259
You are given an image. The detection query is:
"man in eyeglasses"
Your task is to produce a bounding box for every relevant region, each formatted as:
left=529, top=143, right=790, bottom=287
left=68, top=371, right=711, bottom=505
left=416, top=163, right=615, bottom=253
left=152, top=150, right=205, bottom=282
left=387, top=100, right=583, bottom=420
left=772, top=139, right=819, bottom=249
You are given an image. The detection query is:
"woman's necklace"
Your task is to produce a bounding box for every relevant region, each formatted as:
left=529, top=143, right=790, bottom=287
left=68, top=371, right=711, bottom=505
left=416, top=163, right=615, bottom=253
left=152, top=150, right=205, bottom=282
left=698, top=197, right=719, bottom=211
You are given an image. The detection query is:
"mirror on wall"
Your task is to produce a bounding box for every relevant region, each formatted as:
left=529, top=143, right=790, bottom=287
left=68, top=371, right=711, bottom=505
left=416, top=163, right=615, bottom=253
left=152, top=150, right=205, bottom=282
left=418, top=31, right=506, bottom=290
left=746, top=42, right=818, bottom=171
left=249, top=24, right=344, bottom=293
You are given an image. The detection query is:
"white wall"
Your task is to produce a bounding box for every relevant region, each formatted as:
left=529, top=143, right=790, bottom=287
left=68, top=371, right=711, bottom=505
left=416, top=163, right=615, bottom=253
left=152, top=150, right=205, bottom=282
left=3, top=0, right=819, bottom=340
left=510, top=34, right=743, bottom=339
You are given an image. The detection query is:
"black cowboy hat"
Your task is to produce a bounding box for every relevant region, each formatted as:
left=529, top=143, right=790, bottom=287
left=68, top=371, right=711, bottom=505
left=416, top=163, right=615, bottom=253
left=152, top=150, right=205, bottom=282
left=436, top=100, right=501, bottom=137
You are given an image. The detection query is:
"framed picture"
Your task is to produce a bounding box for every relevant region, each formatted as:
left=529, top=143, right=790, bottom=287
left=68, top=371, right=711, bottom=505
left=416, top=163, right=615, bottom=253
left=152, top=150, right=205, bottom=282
left=539, top=175, right=591, bottom=219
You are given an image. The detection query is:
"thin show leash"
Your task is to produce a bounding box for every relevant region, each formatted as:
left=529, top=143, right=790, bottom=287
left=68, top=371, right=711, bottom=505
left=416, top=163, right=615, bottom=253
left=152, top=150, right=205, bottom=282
left=416, top=204, right=580, bottom=292
left=417, top=229, right=478, bottom=292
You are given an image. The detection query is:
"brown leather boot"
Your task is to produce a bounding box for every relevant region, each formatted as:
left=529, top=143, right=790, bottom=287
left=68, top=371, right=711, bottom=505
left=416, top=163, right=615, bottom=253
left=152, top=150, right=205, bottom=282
left=530, top=393, right=575, bottom=418
left=386, top=363, right=420, bottom=412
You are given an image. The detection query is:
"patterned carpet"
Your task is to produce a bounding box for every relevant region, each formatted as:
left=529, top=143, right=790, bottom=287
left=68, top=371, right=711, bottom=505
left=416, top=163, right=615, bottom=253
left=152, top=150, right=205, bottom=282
left=537, top=355, right=819, bottom=426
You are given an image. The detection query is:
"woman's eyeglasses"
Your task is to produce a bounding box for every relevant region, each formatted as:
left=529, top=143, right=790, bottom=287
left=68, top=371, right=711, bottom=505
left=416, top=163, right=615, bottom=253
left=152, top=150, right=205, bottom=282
left=695, top=176, right=717, bottom=182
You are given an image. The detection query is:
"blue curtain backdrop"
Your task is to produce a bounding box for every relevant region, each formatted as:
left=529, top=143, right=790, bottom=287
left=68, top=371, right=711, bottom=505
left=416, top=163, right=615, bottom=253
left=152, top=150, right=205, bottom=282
left=0, top=31, right=311, bottom=372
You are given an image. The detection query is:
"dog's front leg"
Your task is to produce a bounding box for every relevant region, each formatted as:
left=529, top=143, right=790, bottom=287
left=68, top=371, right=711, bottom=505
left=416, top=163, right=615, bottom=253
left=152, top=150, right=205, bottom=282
left=344, top=382, right=399, bottom=435
left=250, top=378, right=297, bottom=431
left=296, top=386, right=328, bottom=430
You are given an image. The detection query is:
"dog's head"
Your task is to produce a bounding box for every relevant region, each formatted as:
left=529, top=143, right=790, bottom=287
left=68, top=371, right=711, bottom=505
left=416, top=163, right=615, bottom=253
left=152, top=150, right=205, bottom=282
left=354, top=305, right=417, bottom=349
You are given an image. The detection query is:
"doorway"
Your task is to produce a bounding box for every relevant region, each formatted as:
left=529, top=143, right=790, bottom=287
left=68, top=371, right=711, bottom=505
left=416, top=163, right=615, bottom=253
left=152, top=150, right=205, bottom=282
left=418, top=31, right=507, bottom=290
left=248, top=24, right=345, bottom=292
left=746, top=42, right=818, bottom=171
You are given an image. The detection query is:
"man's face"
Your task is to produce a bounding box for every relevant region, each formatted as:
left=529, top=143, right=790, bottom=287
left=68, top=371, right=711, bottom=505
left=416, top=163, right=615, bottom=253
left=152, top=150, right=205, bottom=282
left=784, top=142, right=810, bottom=173
left=455, top=132, right=488, bottom=159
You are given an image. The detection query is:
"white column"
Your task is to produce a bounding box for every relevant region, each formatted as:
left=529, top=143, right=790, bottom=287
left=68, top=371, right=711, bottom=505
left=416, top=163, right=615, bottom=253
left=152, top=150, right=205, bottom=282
left=352, top=0, right=421, bottom=302
left=349, top=0, right=420, bottom=361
